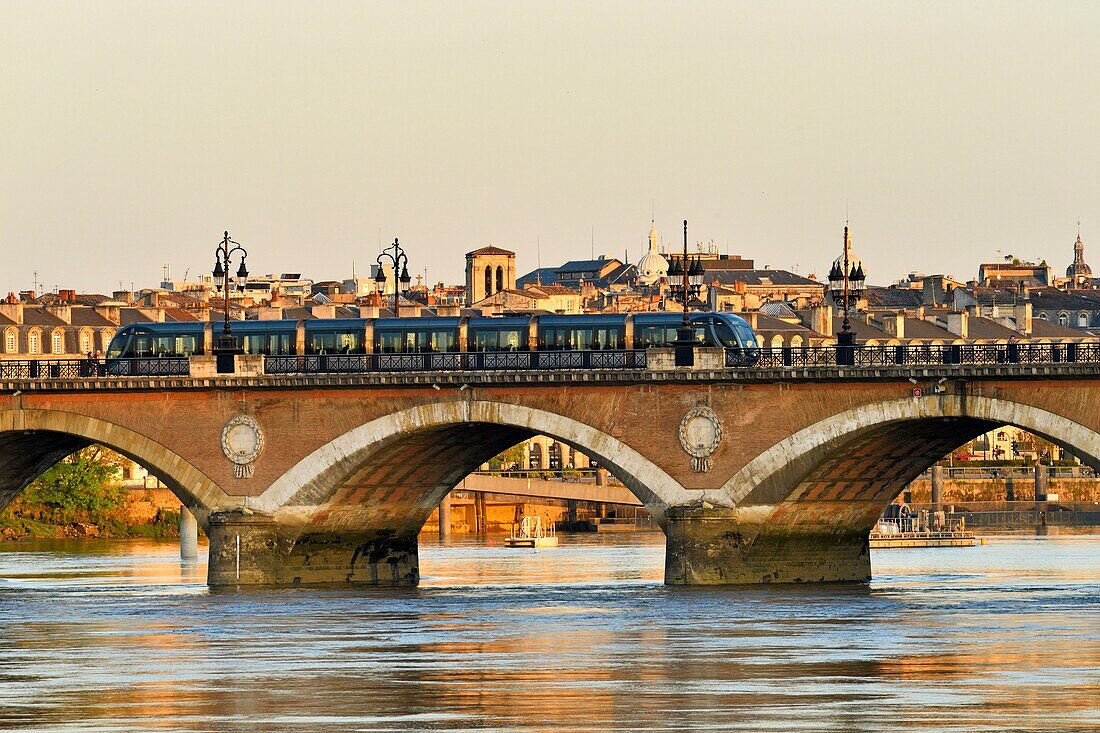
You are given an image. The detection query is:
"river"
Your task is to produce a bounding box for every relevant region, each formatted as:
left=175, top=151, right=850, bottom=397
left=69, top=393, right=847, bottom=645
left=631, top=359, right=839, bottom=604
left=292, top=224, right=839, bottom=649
left=0, top=533, right=1096, bottom=732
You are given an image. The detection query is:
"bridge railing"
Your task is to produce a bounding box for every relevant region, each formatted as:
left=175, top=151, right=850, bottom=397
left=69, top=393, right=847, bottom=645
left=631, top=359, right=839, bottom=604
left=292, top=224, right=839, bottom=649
left=743, top=342, right=1100, bottom=369
left=0, top=358, right=190, bottom=380
left=264, top=350, right=648, bottom=374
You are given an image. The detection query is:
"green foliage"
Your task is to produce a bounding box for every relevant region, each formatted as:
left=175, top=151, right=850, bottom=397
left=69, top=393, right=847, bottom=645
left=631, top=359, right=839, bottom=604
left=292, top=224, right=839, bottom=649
left=488, top=444, right=527, bottom=470
left=21, top=446, right=126, bottom=515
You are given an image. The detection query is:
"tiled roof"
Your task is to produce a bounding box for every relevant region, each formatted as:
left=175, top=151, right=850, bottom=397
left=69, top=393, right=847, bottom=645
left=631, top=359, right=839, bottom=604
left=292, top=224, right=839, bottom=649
left=517, top=268, right=561, bottom=287
left=556, top=258, right=623, bottom=274
left=759, top=302, right=799, bottom=319
left=68, top=308, right=117, bottom=327
left=1030, top=319, right=1087, bottom=338
left=466, top=245, right=515, bottom=257
left=705, top=270, right=822, bottom=287
left=865, top=286, right=924, bottom=308
left=1026, top=288, right=1100, bottom=311
left=967, top=317, right=1021, bottom=339
left=20, top=307, right=67, bottom=326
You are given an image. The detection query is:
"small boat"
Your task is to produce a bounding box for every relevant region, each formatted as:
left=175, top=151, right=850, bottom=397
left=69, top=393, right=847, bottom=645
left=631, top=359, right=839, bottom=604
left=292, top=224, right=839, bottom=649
left=504, top=515, right=559, bottom=548
left=870, top=503, right=978, bottom=549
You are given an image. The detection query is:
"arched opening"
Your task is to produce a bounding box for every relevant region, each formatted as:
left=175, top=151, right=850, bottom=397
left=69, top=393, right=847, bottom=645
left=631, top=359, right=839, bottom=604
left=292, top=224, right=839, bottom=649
left=713, top=395, right=1100, bottom=581
left=257, top=401, right=689, bottom=549
left=484, top=265, right=493, bottom=297
left=495, top=265, right=504, bottom=294
left=0, top=410, right=228, bottom=528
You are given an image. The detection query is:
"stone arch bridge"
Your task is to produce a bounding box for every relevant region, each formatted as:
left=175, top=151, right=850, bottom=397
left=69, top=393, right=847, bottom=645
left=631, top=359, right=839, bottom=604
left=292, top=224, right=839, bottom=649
left=1, top=362, right=1097, bottom=587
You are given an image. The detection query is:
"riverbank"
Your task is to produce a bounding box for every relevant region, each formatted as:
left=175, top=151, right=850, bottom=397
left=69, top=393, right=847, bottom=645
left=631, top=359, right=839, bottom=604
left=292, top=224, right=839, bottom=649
left=0, top=487, right=184, bottom=541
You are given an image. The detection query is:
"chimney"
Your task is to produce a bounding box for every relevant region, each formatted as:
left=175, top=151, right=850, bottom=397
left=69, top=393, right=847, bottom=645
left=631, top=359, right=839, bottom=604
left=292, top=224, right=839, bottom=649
left=945, top=310, right=968, bottom=338
left=357, top=305, right=380, bottom=319
left=883, top=313, right=905, bottom=339
left=137, top=307, right=166, bottom=323
left=94, top=304, right=121, bottom=324
left=434, top=305, right=461, bottom=317
left=257, top=306, right=284, bottom=321
left=809, top=304, right=832, bottom=336
left=0, top=301, right=23, bottom=324
left=46, top=303, right=72, bottom=324
left=1014, top=302, right=1033, bottom=336
left=310, top=304, right=336, bottom=320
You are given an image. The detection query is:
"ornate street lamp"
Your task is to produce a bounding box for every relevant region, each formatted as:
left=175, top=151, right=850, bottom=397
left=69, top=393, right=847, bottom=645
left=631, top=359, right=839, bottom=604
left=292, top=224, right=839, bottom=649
left=828, top=225, right=866, bottom=360
left=212, top=231, right=248, bottom=372
left=669, top=219, right=704, bottom=366
left=375, top=237, right=412, bottom=317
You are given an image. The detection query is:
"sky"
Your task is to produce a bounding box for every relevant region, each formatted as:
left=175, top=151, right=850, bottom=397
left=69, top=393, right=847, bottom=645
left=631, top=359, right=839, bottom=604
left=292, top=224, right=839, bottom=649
left=2, top=1, right=1099, bottom=295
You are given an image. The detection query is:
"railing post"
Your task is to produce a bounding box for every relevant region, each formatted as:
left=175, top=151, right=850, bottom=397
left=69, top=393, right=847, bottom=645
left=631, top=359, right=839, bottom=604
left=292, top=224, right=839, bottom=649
left=782, top=346, right=792, bottom=367
left=29, top=360, right=39, bottom=379
left=1007, top=342, right=1019, bottom=364
left=1067, top=342, right=1078, bottom=363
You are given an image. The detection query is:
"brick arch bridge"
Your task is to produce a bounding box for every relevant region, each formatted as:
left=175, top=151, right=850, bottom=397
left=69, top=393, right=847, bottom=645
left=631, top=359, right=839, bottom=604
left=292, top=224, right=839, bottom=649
left=0, top=366, right=1097, bottom=586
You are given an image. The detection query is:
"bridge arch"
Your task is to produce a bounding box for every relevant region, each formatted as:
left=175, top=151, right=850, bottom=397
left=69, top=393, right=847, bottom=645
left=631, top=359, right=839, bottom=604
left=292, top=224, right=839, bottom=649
left=257, top=399, right=692, bottom=534
left=0, top=408, right=229, bottom=523
left=718, top=394, right=1100, bottom=512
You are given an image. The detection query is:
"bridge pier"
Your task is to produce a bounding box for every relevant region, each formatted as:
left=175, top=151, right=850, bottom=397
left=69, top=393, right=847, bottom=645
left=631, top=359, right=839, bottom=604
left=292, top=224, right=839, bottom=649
left=663, top=505, right=872, bottom=585
left=179, top=506, right=199, bottom=561
left=206, top=511, right=419, bottom=587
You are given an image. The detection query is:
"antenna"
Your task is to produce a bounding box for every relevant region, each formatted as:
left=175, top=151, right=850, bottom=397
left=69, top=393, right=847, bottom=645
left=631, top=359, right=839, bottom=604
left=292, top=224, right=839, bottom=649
left=590, top=226, right=594, bottom=259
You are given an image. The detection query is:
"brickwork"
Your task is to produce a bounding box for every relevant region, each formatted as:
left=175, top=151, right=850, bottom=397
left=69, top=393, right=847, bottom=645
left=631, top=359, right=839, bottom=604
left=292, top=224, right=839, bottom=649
left=1, top=371, right=1098, bottom=585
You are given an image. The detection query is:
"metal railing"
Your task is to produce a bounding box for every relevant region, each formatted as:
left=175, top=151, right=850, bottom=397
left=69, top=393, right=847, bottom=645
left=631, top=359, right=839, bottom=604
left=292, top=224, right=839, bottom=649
left=5, top=341, right=1100, bottom=380
left=0, top=358, right=190, bottom=380
left=265, top=349, right=648, bottom=375
left=745, top=342, right=1100, bottom=369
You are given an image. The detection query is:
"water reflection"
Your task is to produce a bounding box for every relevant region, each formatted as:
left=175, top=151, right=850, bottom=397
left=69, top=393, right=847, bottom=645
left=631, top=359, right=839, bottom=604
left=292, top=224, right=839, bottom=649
left=0, top=534, right=1096, bottom=731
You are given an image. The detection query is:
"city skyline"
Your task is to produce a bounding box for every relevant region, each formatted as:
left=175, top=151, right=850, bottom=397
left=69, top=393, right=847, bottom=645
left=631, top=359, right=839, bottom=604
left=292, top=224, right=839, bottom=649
left=3, top=2, right=1099, bottom=293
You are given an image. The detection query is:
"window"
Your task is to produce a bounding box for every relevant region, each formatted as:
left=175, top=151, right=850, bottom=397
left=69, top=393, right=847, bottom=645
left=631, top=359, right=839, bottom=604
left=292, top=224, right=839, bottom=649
left=548, top=442, right=563, bottom=470
left=3, top=329, right=14, bottom=353
left=496, top=265, right=504, bottom=293
left=1059, top=312, right=1069, bottom=326
left=28, top=330, right=40, bottom=354
left=51, top=330, right=64, bottom=354
left=484, top=265, right=493, bottom=297
left=528, top=443, right=543, bottom=470
left=1079, top=312, right=1089, bottom=328
left=79, top=330, right=92, bottom=355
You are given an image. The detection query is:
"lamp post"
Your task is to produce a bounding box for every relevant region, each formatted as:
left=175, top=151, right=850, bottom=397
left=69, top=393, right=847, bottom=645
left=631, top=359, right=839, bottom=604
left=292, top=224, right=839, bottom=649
left=828, top=225, right=865, bottom=364
left=374, top=237, right=412, bottom=317
left=211, top=231, right=248, bottom=373
left=669, top=219, right=704, bottom=366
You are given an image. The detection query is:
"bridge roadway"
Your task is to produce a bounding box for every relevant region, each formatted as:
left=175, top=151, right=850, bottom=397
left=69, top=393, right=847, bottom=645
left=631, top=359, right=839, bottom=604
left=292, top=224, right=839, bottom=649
left=459, top=473, right=641, bottom=506
left=2, top=346, right=1099, bottom=588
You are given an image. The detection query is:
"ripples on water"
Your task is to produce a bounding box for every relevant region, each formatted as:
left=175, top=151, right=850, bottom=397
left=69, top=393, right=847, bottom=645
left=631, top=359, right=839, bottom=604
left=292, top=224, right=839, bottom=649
left=0, top=533, right=1096, bottom=732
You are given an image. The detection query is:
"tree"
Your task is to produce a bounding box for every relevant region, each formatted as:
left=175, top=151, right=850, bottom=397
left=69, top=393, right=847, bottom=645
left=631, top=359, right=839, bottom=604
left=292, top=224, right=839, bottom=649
left=22, top=446, right=127, bottom=514
left=489, top=443, right=527, bottom=470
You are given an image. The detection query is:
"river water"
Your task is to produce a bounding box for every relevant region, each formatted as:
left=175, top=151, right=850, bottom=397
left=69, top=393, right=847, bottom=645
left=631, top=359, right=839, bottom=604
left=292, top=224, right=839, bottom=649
left=0, top=533, right=1096, bottom=732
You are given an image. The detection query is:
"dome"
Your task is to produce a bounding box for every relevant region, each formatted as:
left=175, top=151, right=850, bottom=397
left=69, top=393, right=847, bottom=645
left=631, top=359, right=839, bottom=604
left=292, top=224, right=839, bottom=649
left=1067, top=234, right=1091, bottom=278
left=636, top=221, right=669, bottom=286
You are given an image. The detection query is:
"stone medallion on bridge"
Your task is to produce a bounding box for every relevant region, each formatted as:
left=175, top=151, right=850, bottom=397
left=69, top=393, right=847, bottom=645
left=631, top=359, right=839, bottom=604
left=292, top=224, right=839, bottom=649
left=679, top=404, right=722, bottom=473
left=221, top=415, right=265, bottom=479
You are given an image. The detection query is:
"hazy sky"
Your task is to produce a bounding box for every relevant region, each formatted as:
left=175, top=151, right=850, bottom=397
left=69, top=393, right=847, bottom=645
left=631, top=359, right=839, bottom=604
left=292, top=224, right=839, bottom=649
left=2, top=1, right=1099, bottom=295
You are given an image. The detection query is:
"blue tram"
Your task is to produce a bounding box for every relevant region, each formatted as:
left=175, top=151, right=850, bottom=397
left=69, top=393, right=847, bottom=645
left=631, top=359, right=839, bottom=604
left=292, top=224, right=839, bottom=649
left=105, top=312, right=760, bottom=365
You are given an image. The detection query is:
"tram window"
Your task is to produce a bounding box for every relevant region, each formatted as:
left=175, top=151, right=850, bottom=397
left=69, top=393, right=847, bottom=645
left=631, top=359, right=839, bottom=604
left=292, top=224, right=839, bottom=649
left=376, top=332, right=403, bottom=353
left=431, top=330, right=457, bottom=352
left=472, top=328, right=523, bottom=351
